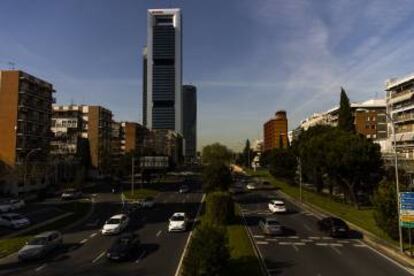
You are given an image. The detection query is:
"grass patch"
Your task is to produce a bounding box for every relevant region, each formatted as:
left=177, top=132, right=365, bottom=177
left=0, top=201, right=92, bottom=258
left=123, top=188, right=159, bottom=200
left=225, top=212, right=262, bottom=276
left=247, top=169, right=394, bottom=244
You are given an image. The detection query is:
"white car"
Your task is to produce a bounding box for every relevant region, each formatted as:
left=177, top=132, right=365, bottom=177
left=246, top=183, right=257, bottom=190
left=168, top=212, right=188, bottom=232
left=268, top=200, right=287, bottom=213
left=101, top=214, right=130, bottom=235
left=0, top=213, right=31, bottom=229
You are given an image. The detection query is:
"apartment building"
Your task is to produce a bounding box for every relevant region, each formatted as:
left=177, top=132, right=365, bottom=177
left=0, top=70, right=55, bottom=195
left=386, top=74, right=414, bottom=159
left=297, top=99, right=387, bottom=140
left=152, top=129, right=183, bottom=166
left=263, top=110, right=288, bottom=152
left=52, top=105, right=112, bottom=171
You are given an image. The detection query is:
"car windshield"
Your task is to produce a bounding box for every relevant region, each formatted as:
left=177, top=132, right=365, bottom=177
left=332, top=219, right=346, bottom=227
left=267, top=220, right=280, bottom=225
left=119, top=237, right=132, bottom=244
left=171, top=215, right=184, bottom=221
left=28, top=237, right=48, bottom=245
left=107, top=218, right=121, bottom=224
left=275, top=203, right=285, bottom=207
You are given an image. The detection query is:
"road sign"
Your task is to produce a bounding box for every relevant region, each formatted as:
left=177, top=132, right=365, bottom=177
left=400, top=192, right=414, bottom=228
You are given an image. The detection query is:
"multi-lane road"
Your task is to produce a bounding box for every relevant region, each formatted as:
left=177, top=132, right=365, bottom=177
left=235, top=186, right=413, bottom=276
left=0, top=178, right=203, bottom=276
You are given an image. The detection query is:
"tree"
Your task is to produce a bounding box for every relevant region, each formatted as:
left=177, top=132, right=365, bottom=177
left=206, top=191, right=235, bottom=225
left=337, top=87, right=355, bottom=133
left=182, top=224, right=230, bottom=276
left=202, top=143, right=233, bottom=165
left=242, top=139, right=251, bottom=168
left=373, top=180, right=399, bottom=239
left=202, top=163, right=233, bottom=192
left=77, top=138, right=91, bottom=173
left=268, top=148, right=297, bottom=181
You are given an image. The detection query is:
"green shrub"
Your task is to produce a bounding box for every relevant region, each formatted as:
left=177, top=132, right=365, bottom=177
left=205, top=192, right=235, bottom=225
left=182, top=224, right=230, bottom=276
left=203, top=163, right=233, bottom=192
left=373, top=180, right=399, bottom=240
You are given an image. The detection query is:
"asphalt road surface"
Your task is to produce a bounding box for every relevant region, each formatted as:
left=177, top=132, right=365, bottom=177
left=235, top=187, right=413, bottom=276
left=0, top=178, right=203, bottom=276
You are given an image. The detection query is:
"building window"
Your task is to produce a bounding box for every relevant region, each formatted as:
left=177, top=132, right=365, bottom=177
left=367, top=134, right=371, bottom=138
left=365, top=124, right=370, bottom=129
left=372, top=116, right=376, bottom=121
left=372, top=134, right=377, bottom=139
left=371, top=124, right=376, bottom=130
left=367, top=117, right=370, bottom=121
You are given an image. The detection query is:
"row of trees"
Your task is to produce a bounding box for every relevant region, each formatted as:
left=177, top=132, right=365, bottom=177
left=259, top=88, right=410, bottom=239
left=182, top=143, right=235, bottom=275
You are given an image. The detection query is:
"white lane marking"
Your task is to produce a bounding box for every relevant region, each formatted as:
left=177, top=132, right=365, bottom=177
left=287, top=236, right=299, bottom=239
left=135, top=251, right=146, bottom=263
left=304, top=224, right=312, bottom=231
left=156, top=230, right=162, bottom=237
left=309, top=236, right=321, bottom=240
left=89, top=233, right=98, bottom=238
left=316, top=243, right=328, bottom=246
left=353, top=244, right=367, bottom=247
left=301, top=239, right=313, bottom=242
left=330, top=243, right=343, bottom=247
left=337, top=240, right=349, bottom=244
left=92, top=251, right=105, bottom=263
left=279, top=242, right=292, bottom=245
left=330, top=245, right=342, bottom=255
left=257, top=241, right=269, bottom=245
left=322, top=237, right=333, bottom=240
left=80, top=239, right=88, bottom=244
left=293, top=242, right=306, bottom=246
left=254, top=235, right=265, bottom=238
left=292, top=245, right=299, bottom=252
left=267, top=238, right=278, bottom=242
left=35, top=264, right=47, bottom=272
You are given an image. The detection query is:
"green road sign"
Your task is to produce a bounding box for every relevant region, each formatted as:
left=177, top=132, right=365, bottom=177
left=400, top=221, right=414, bottom=228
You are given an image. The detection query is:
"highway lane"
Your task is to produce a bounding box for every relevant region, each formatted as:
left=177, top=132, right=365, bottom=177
left=235, top=188, right=413, bottom=276
left=0, top=178, right=203, bottom=276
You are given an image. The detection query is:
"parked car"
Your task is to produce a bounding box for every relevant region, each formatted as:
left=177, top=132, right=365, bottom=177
left=18, top=231, right=63, bottom=261
left=106, top=233, right=140, bottom=261
left=268, top=200, right=287, bottom=213
left=259, top=217, right=283, bottom=236
left=136, top=197, right=155, bottom=208
left=0, top=199, right=25, bottom=213
left=168, top=212, right=188, bottom=232
left=179, top=185, right=190, bottom=194
left=101, top=214, right=130, bottom=235
left=0, top=213, right=31, bottom=229
left=317, top=217, right=349, bottom=238
left=246, top=183, right=257, bottom=190
left=61, top=189, right=82, bottom=200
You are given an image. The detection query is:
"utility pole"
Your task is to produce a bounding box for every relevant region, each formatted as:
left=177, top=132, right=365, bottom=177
left=131, top=156, right=135, bottom=195
left=298, top=157, right=303, bottom=202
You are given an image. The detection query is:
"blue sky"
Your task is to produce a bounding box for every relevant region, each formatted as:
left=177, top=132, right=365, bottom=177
left=1, top=0, right=414, bottom=151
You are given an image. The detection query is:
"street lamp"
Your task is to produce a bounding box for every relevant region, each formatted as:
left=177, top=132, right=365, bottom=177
left=356, top=108, right=403, bottom=252
left=23, top=148, right=42, bottom=189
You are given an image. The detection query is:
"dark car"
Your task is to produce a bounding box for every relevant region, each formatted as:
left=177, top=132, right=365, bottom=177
left=179, top=185, right=190, bottom=194
left=106, top=233, right=140, bottom=261
left=61, top=189, right=82, bottom=200
left=318, top=217, right=349, bottom=238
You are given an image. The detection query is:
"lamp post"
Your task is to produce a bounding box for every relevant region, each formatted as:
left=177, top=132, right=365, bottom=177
left=23, top=148, right=41, bottom=189
left=356, top=108, right=403, bottom=252
left=386, top=112, right=403, bottom=253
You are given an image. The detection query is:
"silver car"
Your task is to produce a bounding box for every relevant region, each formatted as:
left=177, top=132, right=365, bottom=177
left=259, top=218, right=283, bottom=236
left=18, top=231, right=63, bottom=261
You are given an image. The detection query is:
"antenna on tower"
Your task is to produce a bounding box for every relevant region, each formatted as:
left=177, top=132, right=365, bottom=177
left=7, top=62, right=15, bottom=70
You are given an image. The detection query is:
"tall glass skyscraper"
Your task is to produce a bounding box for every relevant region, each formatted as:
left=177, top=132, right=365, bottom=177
left=144, top=9, right=182, bottom=135
left=182, top=85, right=197, bottom=159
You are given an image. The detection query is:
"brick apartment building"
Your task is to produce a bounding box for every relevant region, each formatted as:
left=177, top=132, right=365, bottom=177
left=263, top=110, right=288, bottom=152
left=0, top=70, right=55, bottom=195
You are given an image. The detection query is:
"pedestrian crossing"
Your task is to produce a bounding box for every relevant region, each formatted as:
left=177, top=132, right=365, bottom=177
left=253, top=234, right=367, bottom=248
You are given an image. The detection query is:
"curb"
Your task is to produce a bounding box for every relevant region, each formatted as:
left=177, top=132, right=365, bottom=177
left=174, top=193, right=206, bottom=276
left=238, top=204, right=269, bottom=276
left=277, top=189, right=414, bottom=272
